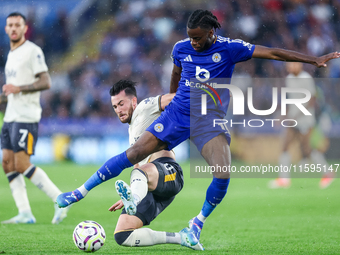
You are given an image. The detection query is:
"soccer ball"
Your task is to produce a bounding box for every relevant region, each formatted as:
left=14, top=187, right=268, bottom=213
left=73, top=220, right=106, bottom=252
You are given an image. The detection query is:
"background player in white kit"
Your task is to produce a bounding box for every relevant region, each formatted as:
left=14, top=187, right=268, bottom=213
left=104, top=80, right=203, bottom=250
left=0, top=12, right=70, bottom=224
left=269, top=62, right=334, bottom=189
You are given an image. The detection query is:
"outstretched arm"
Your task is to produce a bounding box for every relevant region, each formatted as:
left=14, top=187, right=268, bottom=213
left=252, top=45, right=340, bottom=67
left=170, top=64, right=182, bottom=93
left=2, top=71, right=51, bottom=96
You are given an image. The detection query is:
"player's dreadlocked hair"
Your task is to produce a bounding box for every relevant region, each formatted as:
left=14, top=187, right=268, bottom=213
left=187, top=9, right=221, bottom=31
left=110, top=80, right=137, bottom=97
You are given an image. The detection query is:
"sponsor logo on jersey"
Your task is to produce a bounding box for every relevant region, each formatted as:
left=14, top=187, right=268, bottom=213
left=144, top=98, right=151, bottom=104
left=195, top=66, right=210, bottom=82
left=5, top=69, right=16, bottom=78
left=184, top=55, right=193, bottom=62
left=212, top=53, right=221, bottom=63
left=154, top=123, right=164, bottom=132
left=37, top=54, right=43, bottom=64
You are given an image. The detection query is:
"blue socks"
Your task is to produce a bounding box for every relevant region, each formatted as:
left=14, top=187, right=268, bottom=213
left=56, top=152, right=133, bottom=208
left=84, top=152, right=133, bottom=191
left=189, top=178, right=230, bottom=240
left=201, top=177, right=230, bottom=218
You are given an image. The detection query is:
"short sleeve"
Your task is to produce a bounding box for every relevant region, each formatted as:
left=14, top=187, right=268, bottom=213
left=170, top=43, right=181, bottom=68
left=140, top=95, right=161, bottom=115
left=228, top=39, right=255, bottom=64
left=30, top=46, right=48, bottom=75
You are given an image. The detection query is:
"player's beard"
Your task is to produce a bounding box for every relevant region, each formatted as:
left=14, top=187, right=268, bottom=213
left=121, top=103, right=134, bottom=124
left=10, top=33, right=23, bottom=43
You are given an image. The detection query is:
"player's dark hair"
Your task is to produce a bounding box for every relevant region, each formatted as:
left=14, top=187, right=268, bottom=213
left=187, top=9, right=221, bottom=31
left=7, top=12, right=26, bottom=24
left=110, top=80, right=137, bottom=98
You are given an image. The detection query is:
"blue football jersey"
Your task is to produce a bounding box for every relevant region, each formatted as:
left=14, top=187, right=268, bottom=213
left=171, top=35, right=255, bottom=115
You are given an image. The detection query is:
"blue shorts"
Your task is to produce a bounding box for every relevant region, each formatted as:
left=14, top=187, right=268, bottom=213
left=146, top=102, right=231, bottom=152
left=1, top=122, right=39, bottom=155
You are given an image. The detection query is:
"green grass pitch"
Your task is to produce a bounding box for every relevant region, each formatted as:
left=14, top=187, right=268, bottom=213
left=0, top=161, right=339, bottom=254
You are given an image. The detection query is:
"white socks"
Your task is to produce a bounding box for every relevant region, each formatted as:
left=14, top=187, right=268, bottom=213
left=197, top=212, right=207, bottom=223
left=310, top=150, right=328, bottom=167
left=7, top=172, right=31, bottom=214
left=130, top=169, right=148, bottom=205
left=23, top=165, right=62, bottom=202
left=279, top=152, right=291, bottom=178
left=122, top=228, right=181, bottom=246
left=78, top=184, right=89, bottom=197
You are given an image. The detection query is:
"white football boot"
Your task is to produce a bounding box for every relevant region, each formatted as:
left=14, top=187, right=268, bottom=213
left=115, top=180, right=137, bottom=215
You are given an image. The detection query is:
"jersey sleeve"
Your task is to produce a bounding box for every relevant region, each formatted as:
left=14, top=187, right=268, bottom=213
left=227, top=39, right=255, bottom=64
left=170, top=43, right=181, bottom=68
left=139, top=95, right=162, bottom=115
left=30, top=46, right=48, bottom=75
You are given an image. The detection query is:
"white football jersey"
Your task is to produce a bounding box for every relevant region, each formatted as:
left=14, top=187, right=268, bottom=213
left=285, top=70, right=316, bottom=119
left=129, top=95, right=162, bottom=166
left=4, top=40, right=48, bottom=123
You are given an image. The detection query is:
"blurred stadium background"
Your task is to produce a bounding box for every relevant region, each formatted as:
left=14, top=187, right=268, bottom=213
left=0, top=0, right=340, bottom=165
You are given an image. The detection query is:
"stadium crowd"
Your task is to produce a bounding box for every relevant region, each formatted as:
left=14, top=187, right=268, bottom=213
left=1, top=0, right=340, bottom=121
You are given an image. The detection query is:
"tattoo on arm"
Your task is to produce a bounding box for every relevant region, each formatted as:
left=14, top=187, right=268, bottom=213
left=19, top=82, right=49, bottom=92
left=20, top=72, right=51, bottom=93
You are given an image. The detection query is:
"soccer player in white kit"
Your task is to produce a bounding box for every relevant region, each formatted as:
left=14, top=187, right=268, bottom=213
left=104, top=80, right=203, bottom=250
left=269, top=62, right=334, bottom=189
left=0, top=12, right=70, bottom=224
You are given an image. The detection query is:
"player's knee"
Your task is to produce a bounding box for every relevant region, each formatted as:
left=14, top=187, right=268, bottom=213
left=2, top=159, right=13, bottom=173
left=213, top=170, right=230, bottom=179
left=114, top=230, right=133, bottom=246
left=13, top=162, right=27, bottom=173
left=137, top=164, right=158, bottom=180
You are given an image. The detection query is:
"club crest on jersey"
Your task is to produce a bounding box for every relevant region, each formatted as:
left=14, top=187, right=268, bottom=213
left=212, top=53, right=221, bottom=63
left=154, top=123, right=164, bottom=132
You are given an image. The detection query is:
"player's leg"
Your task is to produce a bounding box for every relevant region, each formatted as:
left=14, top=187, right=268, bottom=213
left=56, top=131, right=168, bottom=208
left=313, top=148, right=334, bottom=188
left=188, top=133, right=231, bottom=241
left=301, top=128, right=334, bottom=188
left=114, top=215, right=196, bottom=248
left=130, top=162, right=160, bottom=205
left=114, top=212, right=183, bottom=247
left=115, top=163, right=158, bottom=215
left=299, top=128, right=312, bottom=161
left=117, top=156, right=183, bottom=216
left=112, top=158, right=203, bottom=250
left=14, top=151, right=69, bottom=224
left=112, top=194, right=203, bottom=250
left=10, top=122, right=69, bottom=224
left=1, top=122, right=35, bottom=224
left=269, top=127, right=296, bottom=188
left=1, top=147, right=36, bottom=224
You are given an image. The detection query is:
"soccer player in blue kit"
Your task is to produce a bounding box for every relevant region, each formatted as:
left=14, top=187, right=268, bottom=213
left=57, top=9, right=340, bottom=246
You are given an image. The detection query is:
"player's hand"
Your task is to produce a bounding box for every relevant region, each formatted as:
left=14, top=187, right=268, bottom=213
left=3, top=84, right=20, bottom=95
left=108, top=200, right=124, bottom=212
left=315, top=52, right=340, bottom=67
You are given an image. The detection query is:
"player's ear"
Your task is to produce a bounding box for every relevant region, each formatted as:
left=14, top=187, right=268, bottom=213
left=209, top=29, right=214, bottom=38
left=132, top=96, right=137, bottom=108
left=23, top=24, right=28, bottom=34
